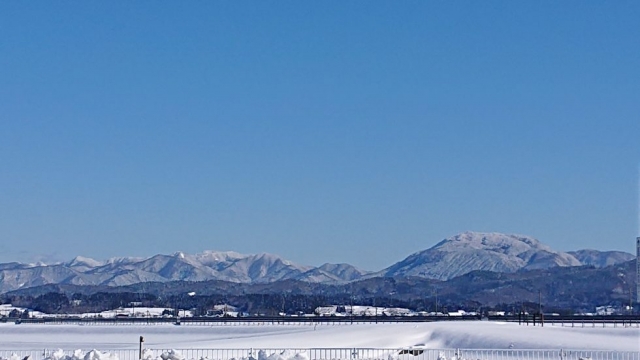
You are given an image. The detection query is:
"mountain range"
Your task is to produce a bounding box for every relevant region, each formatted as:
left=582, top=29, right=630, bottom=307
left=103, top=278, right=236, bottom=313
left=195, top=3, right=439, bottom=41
left=0, top=231, right=634, bottom=293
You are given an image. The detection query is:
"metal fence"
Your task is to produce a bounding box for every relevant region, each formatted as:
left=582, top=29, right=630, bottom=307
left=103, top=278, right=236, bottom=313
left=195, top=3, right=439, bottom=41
left=0, top=349, right=638, bottom=360
left=15, top=316, right=639, bottom=327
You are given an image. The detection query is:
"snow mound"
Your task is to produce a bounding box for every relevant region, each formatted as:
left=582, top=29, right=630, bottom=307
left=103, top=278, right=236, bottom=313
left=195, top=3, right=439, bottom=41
left=35, top=349, right=119, bottom=360
left=254, top=350, right=309, bottom=360
left=139, top=350, right=309, bottom=360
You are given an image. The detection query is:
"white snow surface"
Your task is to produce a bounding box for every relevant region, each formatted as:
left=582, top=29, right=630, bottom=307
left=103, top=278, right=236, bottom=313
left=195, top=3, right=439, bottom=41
left=0, top=322, right=637, bottom=351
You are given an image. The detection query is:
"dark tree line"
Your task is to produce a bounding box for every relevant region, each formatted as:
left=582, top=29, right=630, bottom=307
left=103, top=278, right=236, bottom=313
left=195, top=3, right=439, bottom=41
left=3, top=291, right=454, bottom=316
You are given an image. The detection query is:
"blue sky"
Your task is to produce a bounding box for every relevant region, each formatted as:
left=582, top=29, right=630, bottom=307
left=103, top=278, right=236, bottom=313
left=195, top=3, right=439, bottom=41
left=1, top=2, right=639, bottom=269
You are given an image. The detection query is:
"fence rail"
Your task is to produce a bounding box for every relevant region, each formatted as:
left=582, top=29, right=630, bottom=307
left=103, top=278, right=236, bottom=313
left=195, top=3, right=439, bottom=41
left=9, top=315, right=640, bottom=326
left=1, top=348, right=638, bottom=360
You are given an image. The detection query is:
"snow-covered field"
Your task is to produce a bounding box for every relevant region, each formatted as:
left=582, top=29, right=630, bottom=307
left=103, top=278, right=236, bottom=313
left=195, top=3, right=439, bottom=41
left=0, top=322, right=637, bottom=351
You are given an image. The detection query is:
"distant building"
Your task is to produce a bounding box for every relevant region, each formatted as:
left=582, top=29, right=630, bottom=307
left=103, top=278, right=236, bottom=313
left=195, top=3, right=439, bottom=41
left=206, top=309, right=224, bottom=317
left=595, top=306, right=615, bottom=316
left=448, top=310, right=466, bottom=316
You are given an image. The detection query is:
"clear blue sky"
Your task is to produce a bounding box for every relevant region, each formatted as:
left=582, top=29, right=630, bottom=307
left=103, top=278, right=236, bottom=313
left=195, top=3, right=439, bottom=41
left=1, top=2, right=639, bottom=270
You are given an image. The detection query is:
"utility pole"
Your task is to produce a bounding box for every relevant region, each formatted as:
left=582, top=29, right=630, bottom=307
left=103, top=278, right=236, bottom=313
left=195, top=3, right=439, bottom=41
left=281, top=294, right=286, bottom=316
left=538, top=290, right=541, bottom=315
left=350, top=294, right=354, bottom=324
left=538, top=290, right=544, bottom=327
left=373, top=297, right=377, bottom=324
left=435, top=288, right=438, bottom=315
left=630, top=286, right=633, bottom=314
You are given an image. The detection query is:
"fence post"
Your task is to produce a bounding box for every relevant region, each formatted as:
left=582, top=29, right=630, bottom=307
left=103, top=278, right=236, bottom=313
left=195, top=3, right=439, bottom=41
left=139, top=336, right=144, bottom=360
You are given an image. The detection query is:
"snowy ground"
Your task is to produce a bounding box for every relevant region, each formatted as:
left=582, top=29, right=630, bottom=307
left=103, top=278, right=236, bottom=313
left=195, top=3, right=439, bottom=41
left=0, top=321, right=637, bottom=351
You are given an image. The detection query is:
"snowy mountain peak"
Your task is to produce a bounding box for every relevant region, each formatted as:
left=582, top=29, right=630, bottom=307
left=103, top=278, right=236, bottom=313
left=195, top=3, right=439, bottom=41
left=193, top=250, right=246, bottom=268
left=435, top=231, right=550, bottom=254
left=318, top=263, right=369, bottom=281
left=197, top=250, right=245, bottom=260
left=66, top=256, right=104, bottom=268
left=381, top=231, right=581, bottom=281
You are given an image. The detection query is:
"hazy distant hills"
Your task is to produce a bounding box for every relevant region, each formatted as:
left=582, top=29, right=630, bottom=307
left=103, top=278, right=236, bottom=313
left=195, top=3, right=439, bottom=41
left=567, top=249, right=635, bottom=268
left=0, top=250, right=369, bottom=293
left=0, top=231, right=634, bottom=293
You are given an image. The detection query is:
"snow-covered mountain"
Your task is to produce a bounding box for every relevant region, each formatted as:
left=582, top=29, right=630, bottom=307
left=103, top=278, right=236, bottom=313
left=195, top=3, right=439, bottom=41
left=296, top=263, right=369, bottom=283
left=0, top=251, right=361, bottom=293
left=317, top=263, right=368, bottom=281
left=379, top=232, right=583, bottom=280
left=66, top=256, right=105, bottom=270
left=0, top=231, right=633, bottom=293
left=568, top=249, right=634, bottom=268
